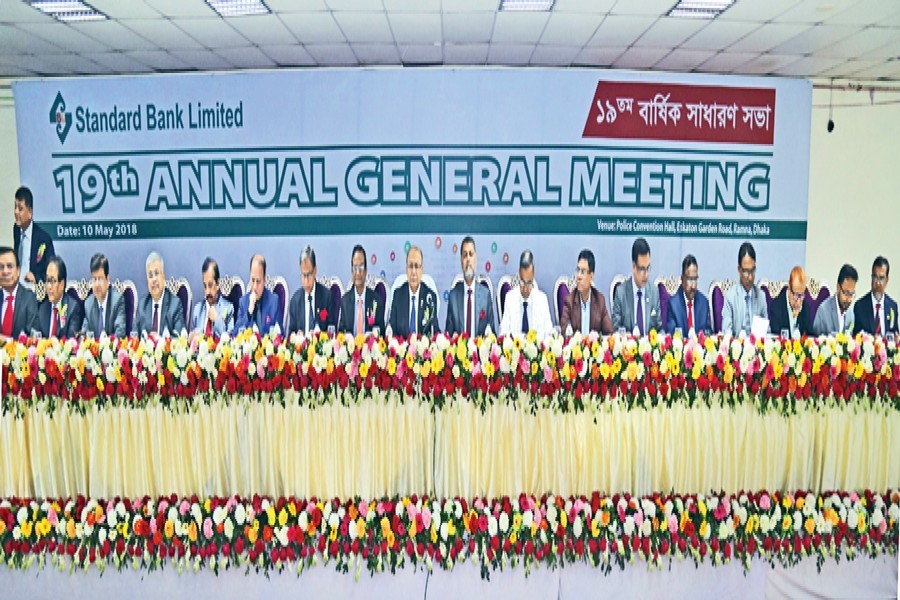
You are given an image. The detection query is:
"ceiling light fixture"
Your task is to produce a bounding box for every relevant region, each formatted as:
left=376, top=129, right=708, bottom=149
left=499, top=0, right=556, bottom=11
left=29, top=1, right=106, bottom=22
left=205, top=0, right=271, bottom=17
left=667, top=0, right=735, bottom=19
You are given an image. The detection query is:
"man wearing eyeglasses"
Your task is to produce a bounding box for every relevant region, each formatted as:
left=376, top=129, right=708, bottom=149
left=0, top=245, right=40, bottom=341
left=235, top=253, right=282, bottom=335
left=721, top=242, right=768, bottom=336
left=560, top=249, right=613, bottom=335
left=388, top=245, right=439, bottom=338
left=853, top=256, right=897, bottom=336
left=338, top=245, right=384, bottom=335
left=83, top=253, right=127, bottom=338
left=288, top=245, right=336, bottom=335
left=445, top=236, right=494, bottom=338
left=39, top=256, right=83, bottom=338
left=666, top=254, right=711, bottom=336
left=190, top=257, right=234, bottom=337
left=768, top=266, right=813, bottom=339
left=812, top=264, right=857, bottom=336
left=135, top=251, right=185, bottom=337
left=613, top=238, right=661, bottom=336
left=499, top=250, right=552, bottom=338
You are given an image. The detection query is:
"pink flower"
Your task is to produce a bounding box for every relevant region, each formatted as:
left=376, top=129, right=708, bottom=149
left=203, top=517, right=214, bottom=540
left=358, top=501, right=368, bottom=520
left=849, top=492, right=859, bottom=503
left=668, top=515, right=678, bottom=534
left=48, top=507, right=58, bottom=527
left=149, top=517, right=158, bottom=534
left=180, top=500, right=191, bottom=516
left=633, top=511, right=644, bottom=527
left=759, top=494, right=771, bottom=510
left=421, top=507, right=432, bottom=530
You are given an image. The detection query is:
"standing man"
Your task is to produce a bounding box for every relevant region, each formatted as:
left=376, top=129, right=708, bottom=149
left=388, top=245, right=439, bottom=337
left=768, top=266, right=813, bottom=339
left=83, top=253, right=127, bottom=338
left=666, top=254, right=712, bottom=335
left=0, top=245, right=40, bottom=340
left=721, top=242, right=768, bottom=336
left=288, top=246, right=337, bottom=335
left=39, top=256, right=83, bottom=338
left=190, top=257, right=234, bottom=337
left=134, top=251, right=185, bottom=336
left=559, top=249, right=613, bottom=335
left=613, top=238, right=661, bottom=335
left=499, top=250, right=553, bottom=338
left=338, top=245, right=385, bottom=335
left=13, top=186, right=55, bottom=286
left=812, top=264, right=857, bottom=336
left=854, top=256, right=898, bottom=335
left=235, top=254, right=282, bottom=335
left=445, top=236, right=495, bottom=337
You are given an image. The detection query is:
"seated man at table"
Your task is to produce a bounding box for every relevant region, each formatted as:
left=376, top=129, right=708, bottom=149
left=388, top=245, right=439, bottom=337
left=39, top=256, right=83, bottom=338
left=445, top=236, right=494, bottom=337
left=666, top=254, right=711, bottom=335
left=135, top=251, right=185, bottom=336
left=613, top=237, right=661, bottom=335
left=499, top=249, right=553, bottom=338
left=289, top=245, right=337, bottom=335
left=559, top=249, right=613, bottom=335
left=853, top=256, right=898, bottom=336
left=83, top=253, right=127, bottom=338
left=338, top=244, right=384, bottom=336
left=0, top=245, right=40, bottom=340
left=769, top=266, right=813, bottom=339
left=190, top=257, right=234, bottom=337
left=721, top=242, right=768, bottom=336
left=812, top=264, right=856, bottom=336
left=235, top=254, right=282, bottom=335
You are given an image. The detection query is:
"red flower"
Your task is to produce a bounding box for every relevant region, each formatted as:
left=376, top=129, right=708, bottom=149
left=319, top=309, right=328, bottom=322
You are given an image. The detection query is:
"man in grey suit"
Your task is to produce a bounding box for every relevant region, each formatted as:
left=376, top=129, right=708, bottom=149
left=190, top=257, right=234, bottom=337
left=445, top=236, right=495, bottom=337
left=812, top=264, right=857, bottom=336
left=134, top=251, right=185, bottom=336
left=721, top=242, right=768, bottom=336
left=613, top=237, right=661, bottom=335
left=83, top=253, right=127, bottom=338
left=0, top=245, right=41, bottom=340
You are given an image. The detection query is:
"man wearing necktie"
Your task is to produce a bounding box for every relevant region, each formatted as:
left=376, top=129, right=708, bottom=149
left=499, top=250, right=553, bottom=338
left=445, top=236, right=495, bottom=338
left=721, top=242, right=768, bottom=336
left=190, top=257, right=234, bottom=337
left=666, top=254, right=712, bottom=335
left=338, top=245, right=385, bottom=335
left=388, top=245, right=439, bottom=338
left=853, top=256, right=898, bottom=336
left=613, top=237, right=662, bottom=336
left=83, top=253, right=127, bottom=338
left=12, top=186, right=55, bottom=287
left=235, top=254, right=282, bottom=335
left=134, top=251, right=185, bottom=336
left=287, top=246, right=337, bottom=335
left=0, top=245, right=40, bottom=341
left=39, top=256, right=84, bottom=338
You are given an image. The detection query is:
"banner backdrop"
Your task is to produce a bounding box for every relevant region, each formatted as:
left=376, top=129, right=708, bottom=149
left=13, top=69, right=811, bottom=327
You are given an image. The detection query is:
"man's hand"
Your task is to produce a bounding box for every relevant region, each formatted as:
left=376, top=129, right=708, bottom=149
left=208, top=304, right=219, bottom=324
left=248, top=292, right=257, bottom=315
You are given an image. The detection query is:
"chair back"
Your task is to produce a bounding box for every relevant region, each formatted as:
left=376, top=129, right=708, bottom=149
left=220, top=275, right=245, bottom=317
left=497, top=275, right=515, bottom=323
left=553, top=275, right=575, bottom=324
left=708, top=279, right=736, bottom=333
left=111, top=279, right=138, bottom=335
left=165, top=277, right=192, bottom=327
left=265, top=275, right=289, bottom=328
left=318, top=275, right=345, bottom=325
left=655, top=275, right=681, bottom=329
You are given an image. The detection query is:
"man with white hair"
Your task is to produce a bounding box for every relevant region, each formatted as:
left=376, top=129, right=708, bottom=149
left=134, top=251, right=185, bottom=336
left=499, top=250, right=553, bottom=338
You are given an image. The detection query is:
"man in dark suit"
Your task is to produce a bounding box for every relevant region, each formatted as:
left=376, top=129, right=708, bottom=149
left=83, top=253, right=128, bottom=338
left=134, top=251, right=185, bottom=336
left=769, top=266, right=814, bottom=339
left=13, top=186, right=55, bottom=286
left=338, top=245, right=385, bottom=335
left=388, top=245, right=439, bottom=337
left=235, top=254, right=282, bottom=335
left=39, top=256, right=83, bottom=338
left=288, top=245, right=338, bottom=335
left=666, top=254, right=712, bottom=335
left=854, top=256, right=898, bottom=336
left=445, top=236, right=494, bottom=337
left=0, top=245, right=40, bottom=340
left=559, top=249, right=613, bottom=335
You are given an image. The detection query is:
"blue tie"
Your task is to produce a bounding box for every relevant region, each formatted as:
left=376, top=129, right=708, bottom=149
left=409, top=295, right=417, bottom=335
left=307, top=294, right=314, bottom=333
left=744, top=293, right=752, bottom=332
left=522, top=301, right=529, bottom=333
left=636, top=290, right=644, bottom=336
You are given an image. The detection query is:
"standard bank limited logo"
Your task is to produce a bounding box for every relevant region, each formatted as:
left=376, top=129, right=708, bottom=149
left=50, top=91, right=72, bottom=144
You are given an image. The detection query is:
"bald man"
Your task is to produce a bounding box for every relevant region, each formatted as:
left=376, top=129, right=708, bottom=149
left=768, top=266, right=813, bottom=338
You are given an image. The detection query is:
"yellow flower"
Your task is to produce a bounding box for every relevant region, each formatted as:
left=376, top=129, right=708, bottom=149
left=699, top=521, right=709, bottom=538
left=484, top=362, right=495, bottom=378
left=513, top=514, right=522, bottom=531
left=408, top=520, right=417, bottom=537
left=649, top=329, right=658, bottom=346
left=591, top=519, right=600, bottom=538
left=356, top=518, right=366, bottom=539
left=782, top=515, right=792, bottom=531
left=205, top=499, right=212, bottom=513
left=625, top=361, right=639, bottom=382
left=386, top=531, right=395, bottom=548
left=804, top=518, right=815, bottom=536
left=782, top=496, right=792, bottom=510
left=857, top=513, right=867, bottom=533
left=67, top=518, right=76, bottom=539
left=187, top=521, right=198, bottom=543
left=421, top=360, right=432, bottom=378
left=531, top=362, right=539, bottom=376
left=509, top=531, right=517, bottom=544
left=560, top=510, right=568, bottom=528
left=266, top=505, right=276, bottom=526
left=288, top=502, right=297, bottom=517
left=278, top=508, right=288, bottom=527
left=329, top=526, right=338, bottom=541
left=164, top=519, right=175, bottom=539
left=795, top=497, right=805, bottom=511
left=387, top=357, right=397, bottom=376
left=326, top=358, right=335, bottom=375
left=698, top=501, right=707, bottom=517
left=21, top=521, right=33, bottom=539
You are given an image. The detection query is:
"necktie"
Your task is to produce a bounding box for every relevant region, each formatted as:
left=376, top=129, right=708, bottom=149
left=205, top=308, right=213, bottom=337
left=636, top=289, right=644, bottom=336
left=687, top=300, right=693, bottom=331
left=522, top=300, right=529, bottom=334
left=99, top=304, right=105, bottom=333
left=875, top=303, right=882, bottom=336
left=51, top=306, right=59, bottom=337
left=356, top=297, right=364, bottom=336
left=744, top=293, right=752, bottom=332
left=466, top=289, right=473, bottom=337
left=409, top=295, right=417, bottom=335
left=307, top=294, right=314, bottom=332
left=152, top=303, right=159, bottom=334
left=2, top=295, right=14, bottom=337
left=19, top=234, right=26, bottom=267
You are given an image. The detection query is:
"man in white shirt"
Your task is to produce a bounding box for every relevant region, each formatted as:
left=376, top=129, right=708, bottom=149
left=499, top=250, right=552, bottom=339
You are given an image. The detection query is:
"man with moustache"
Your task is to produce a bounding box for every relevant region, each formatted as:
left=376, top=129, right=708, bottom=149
left=0, top=245, right=40, bottom=340
left=39, top=256, right=84, bottom=338
left=666, top=254, right=712, bottom=335
left=288, top=245, right=337, bottom=335
left=445, top=236, right=494, bottom=337
left=235, top=254, right=282, bottom=335
left=559, top=249, right=613, bottom=335
left=854, top=256, right=898, bottom=335
left=812, top=264, right=857, bottom=336
left=338, top=245, right=385, bottom=335
left=613, top=237, right=662, bottom=335
left=134, top=251, right=185, bottom=336
left=190, top=257, right=234, bottom=337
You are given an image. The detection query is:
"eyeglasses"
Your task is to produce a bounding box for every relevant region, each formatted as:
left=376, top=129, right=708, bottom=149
left=740, top=268, right=756, bottom=277
left=838, top=287, right=856, bottom=299
left=872, top=275, right=887, bottom=283
left=407, top=263, right=422, bottom=271
left=91, top=277, right=108, bottom=286
left=519, top=279, right=534, bottom=290
left=575, top=268, right=590, bottom=277
left=351, top=265, right=366, bottom=274
left=634, top=265, right=651, bottom=275
left=683, top=277, right=699, bottom=285
left=147, top=269, right=162, bottom=279
left=789, top=291, right=805, bottom=301
left=301, top=271, right=315, bottom=280
left=46, top=278, right=61, bottom=285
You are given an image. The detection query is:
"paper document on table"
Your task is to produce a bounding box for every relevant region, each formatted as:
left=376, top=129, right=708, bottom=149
left=751, top=316, right=769, bottom=339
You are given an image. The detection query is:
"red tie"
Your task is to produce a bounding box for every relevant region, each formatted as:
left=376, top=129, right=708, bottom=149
left=875, top=303, right=881, bottom=336
left=51, top=306, right=58, bottom=337
left=2, top=295, right=14, bottom=337
left=687, top=300, right=693, bottom=330
left=205, top=313, right=213, bottom=337
left=466, top=289, right=473, bottom=337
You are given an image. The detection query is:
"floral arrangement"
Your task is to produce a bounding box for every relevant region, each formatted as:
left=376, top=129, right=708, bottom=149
left=2, top=329, right=899, bottom=417
left=0, top=489, right=896, bottom=578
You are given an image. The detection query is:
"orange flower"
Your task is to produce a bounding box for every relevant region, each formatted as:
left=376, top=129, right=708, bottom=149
left=263, top=525, right=273, bottom=542
left=600, top=511, right=611, bottom=528
left=188, top=522, right=198, bottom=543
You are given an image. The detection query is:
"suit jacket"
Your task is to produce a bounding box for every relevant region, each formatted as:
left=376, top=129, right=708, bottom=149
left=499, top=287, right=554, bottom=338
left=612, top=277, right=662, bottom=334
left=2, top=285, right=41, bottom=338
left=853, top=292, right=899, bottom=335
left=134, top=288, right=185, bottom=336
left=388, top=282, right=439, bottom=338
left=190, top=295, right=235, bottom=336
left=288, top=282, right=337, bottom=335
left=445, top=278, right=495, bottom=337
left=721, top=283, right=768, bottom=336
left=666, top=289, right=712, bottom=335
left=559, top=286, right=613, bottom=335
left=38, top=295, right=84, bottom=338
left=768, top=287, right=813, bottom=338
left=235, top=287, right=282, bottom=335
left=84, top=288, right=128, bottom=338
left=338, top=287, right=385, bottom=335
left=812, top=294, right=855, bottom=337
left=13, top=222, right=55, bottom=283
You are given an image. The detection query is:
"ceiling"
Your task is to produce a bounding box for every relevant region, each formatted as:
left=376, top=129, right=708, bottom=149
left=1, top=0, right=900, bottom=81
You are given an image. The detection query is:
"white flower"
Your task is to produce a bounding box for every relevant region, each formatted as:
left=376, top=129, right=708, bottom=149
left=191, top=504, right=203, bottom=524
left=213, top=506, right=226, bottom=526
left=298, top=512, right=308, bottom=530
left=499, top=513, right=509, bottom=533
left=98, top=527, right=107, bottom=543
left=623, top=516, right=635, bottom=537
left=224, top=517, right=234, bottom=540
left=234, top=504, right=246, bottom=526
left=328, top=513, right=340, bottom=530
left=639, top=519, right=652, bottom=537
left=523, top=510, right=533, bottom=530
left=276, top=526, right=290, bottom=547
left=573, top=516, right=583, bottom=538
left=440, top=522, right=449, bottom=541
left=16, top=507, right=27, bottom=526
left=488, top=516, right=498, bottom=537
